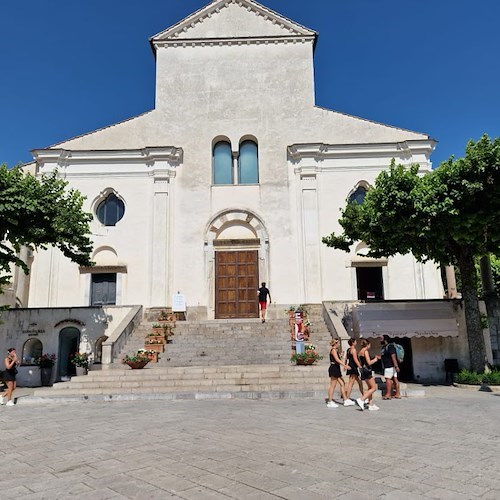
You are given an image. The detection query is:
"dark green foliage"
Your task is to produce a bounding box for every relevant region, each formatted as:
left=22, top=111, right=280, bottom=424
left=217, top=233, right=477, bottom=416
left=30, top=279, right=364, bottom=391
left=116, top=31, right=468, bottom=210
left=323, top=135, right=500, bottom=372
left=455, top=368, right=500, bottom=385
left=0, top=165, right=93, bottom=288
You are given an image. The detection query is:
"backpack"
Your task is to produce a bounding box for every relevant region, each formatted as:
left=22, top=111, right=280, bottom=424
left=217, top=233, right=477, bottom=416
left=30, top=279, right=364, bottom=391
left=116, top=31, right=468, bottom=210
left=390, top=343, right=405, bottom=364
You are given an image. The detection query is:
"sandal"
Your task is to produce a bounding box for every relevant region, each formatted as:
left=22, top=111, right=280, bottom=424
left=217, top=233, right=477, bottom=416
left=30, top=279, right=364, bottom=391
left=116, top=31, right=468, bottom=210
left=382, top=397, right=392, bottom=400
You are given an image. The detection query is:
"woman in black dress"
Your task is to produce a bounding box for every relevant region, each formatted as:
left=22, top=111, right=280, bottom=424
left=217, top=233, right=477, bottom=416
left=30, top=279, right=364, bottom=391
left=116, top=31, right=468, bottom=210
left=1, top=348, right=19, bottom=407
left=355, top=339, right=380, bottom=411
left=326, top=339, right=351, bottom=408
left=344, top=338, right=364, bottom=402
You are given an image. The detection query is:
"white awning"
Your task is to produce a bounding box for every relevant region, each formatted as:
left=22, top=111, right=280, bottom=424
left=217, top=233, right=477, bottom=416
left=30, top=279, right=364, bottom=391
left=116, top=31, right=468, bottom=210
left=351, top=301, right=459, bottom=338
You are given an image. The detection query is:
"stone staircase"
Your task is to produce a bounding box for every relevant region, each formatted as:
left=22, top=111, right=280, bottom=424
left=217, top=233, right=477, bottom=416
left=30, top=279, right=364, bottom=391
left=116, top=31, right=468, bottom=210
left=27, top=305, right=335, bottom=402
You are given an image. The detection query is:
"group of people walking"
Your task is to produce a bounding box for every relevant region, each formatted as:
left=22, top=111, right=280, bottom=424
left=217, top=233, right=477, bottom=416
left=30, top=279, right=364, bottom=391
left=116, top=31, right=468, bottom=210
left=326, top=335, right=401, bottom=411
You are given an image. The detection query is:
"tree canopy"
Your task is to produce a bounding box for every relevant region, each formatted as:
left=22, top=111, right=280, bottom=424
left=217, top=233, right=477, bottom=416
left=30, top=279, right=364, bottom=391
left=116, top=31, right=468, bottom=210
left=0, top=165, right=93, bottom=289
left=323, top=135, right=500, bottom=372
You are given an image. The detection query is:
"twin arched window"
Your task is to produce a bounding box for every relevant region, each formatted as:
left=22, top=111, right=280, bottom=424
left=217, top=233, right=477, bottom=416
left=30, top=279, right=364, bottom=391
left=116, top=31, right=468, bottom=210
left=213, top=139, right=259, bottom=185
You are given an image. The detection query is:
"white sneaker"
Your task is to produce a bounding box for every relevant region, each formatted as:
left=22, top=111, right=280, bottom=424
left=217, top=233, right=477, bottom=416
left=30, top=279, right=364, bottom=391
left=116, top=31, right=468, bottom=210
left=343, top=399, right=355, bottom=407
left=355, top=398, right=365, bottom=410
left=6, top=400, right=14, bottom=407
left=326, top=401, right=339, bottom=408
left=368, top=404, right=380, bottom=411
left=0, top=397, right=5, bottom=405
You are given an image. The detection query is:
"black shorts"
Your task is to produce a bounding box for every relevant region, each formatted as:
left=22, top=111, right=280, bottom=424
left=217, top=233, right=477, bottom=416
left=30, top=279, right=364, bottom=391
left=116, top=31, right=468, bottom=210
left=360, top=367, right=373, bottom=381
left=346, top=367, right=359, bottom=377
left=329, top=364, right=342, bottom=378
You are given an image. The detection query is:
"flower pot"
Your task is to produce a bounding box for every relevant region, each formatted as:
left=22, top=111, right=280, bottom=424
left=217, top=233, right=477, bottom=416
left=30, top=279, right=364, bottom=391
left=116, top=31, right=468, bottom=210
left=146, top=335, right=165, bottom=343
left=146, top=352, right=159, bottom=363
left=40, top=366, right=53, bottom=386
left=75, top=366, right=88, bottom=376
left=145, top=343, right=164, bottom=353
left=296, top=358, right=316, bottom=366
left=125, top=360, right=149, bottom=369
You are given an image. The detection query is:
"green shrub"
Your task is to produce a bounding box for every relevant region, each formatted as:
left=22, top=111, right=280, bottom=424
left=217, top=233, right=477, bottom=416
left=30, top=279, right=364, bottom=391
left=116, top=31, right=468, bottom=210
left=455, top=369, right=500, bottom=385
left=454, top=369, right=483, bottom=385
left=482, top=370, right=500, bottom=385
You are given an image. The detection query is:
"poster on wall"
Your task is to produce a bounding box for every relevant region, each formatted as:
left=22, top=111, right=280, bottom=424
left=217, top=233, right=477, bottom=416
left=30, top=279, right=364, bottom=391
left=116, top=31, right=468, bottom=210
left=172, top=292, right=186, bottom=312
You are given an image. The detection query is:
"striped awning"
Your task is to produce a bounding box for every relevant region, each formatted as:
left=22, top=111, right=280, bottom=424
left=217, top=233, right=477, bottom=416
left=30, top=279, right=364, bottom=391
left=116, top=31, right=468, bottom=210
left=351, top=301, right=460, bottom=338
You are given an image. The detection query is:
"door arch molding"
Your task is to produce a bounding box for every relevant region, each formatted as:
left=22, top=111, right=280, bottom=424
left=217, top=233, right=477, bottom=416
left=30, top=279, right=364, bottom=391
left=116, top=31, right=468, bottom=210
left=204, top=209, right=270, bottom=319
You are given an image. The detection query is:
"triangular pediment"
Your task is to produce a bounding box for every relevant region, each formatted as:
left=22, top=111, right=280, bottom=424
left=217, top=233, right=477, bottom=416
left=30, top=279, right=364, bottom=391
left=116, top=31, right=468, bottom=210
left=151, top=0, right=316, bottom=46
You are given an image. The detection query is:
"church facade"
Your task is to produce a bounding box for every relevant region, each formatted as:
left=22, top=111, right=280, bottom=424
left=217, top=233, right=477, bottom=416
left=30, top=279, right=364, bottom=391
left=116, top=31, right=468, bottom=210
left=26, top=0, right=444, bottom=319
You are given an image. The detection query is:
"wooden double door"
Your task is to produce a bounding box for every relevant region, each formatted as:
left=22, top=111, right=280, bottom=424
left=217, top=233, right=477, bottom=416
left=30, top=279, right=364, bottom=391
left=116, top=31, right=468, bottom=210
left=215, top=250, right=259, bottom=319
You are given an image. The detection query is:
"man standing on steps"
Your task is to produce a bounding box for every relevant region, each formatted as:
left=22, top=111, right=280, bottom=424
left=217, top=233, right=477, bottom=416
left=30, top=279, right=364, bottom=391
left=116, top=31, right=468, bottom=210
left=257, top=282, right=272, bottom=323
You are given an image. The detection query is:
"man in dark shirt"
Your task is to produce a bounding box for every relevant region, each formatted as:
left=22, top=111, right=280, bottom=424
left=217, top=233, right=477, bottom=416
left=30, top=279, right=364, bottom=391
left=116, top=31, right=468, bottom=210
left=380, top=335, right=401, bottom=399
left=257, top=282, right=271, bottom=323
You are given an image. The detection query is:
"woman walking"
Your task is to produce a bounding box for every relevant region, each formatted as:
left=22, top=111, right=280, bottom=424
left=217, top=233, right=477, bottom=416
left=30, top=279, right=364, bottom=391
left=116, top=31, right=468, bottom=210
left=356, top=339, right=380, bottom=411
left=326, top=339, right=352, bottom=408
left=344, top=339, right=364, bottom=402
left=1, top=348, right=19, bottom=407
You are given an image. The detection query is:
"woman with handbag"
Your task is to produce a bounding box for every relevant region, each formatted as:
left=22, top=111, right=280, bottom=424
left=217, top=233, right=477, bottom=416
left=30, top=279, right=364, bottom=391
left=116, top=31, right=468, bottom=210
left=1, top=348, right=19, bottom=407
left=355, top=339, right=381, bottom=411
left=326, top=339, right=352, bottom=408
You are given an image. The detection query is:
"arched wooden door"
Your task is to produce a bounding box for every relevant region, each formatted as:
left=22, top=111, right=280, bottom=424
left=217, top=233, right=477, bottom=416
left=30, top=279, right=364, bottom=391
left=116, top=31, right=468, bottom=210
left=215, top=250, right=259, bottom=319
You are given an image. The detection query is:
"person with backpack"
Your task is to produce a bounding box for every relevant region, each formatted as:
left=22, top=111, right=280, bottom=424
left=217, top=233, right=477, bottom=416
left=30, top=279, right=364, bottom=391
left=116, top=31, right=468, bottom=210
left=380, top=335, right=401, bottom=399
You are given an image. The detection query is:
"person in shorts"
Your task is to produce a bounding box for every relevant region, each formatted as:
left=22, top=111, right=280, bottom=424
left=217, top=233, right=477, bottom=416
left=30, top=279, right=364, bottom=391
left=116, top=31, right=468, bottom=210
left=326, top=339, right=352, bottom=408
left=380, top=335, right=401, bottom=399
left=355, top=339, right=381, bottom=411
left=257, top=282, right=271, bottom=323
left=1, top=348, right=19, bottom=407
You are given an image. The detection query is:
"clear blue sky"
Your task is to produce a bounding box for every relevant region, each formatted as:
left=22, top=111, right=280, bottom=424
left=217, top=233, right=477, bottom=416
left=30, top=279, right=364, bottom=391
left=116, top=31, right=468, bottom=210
left=1, top=0, right=499, bottom=168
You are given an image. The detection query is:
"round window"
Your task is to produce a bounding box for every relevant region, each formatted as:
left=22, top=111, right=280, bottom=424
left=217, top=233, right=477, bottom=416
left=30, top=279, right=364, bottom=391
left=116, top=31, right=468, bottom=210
left=96, top=194, right=125, bottom=226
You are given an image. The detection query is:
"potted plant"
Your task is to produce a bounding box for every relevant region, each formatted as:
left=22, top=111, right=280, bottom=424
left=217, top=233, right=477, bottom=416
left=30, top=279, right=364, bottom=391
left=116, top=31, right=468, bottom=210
left=138, top=348, right=159, bottom=363
left=122, top=351, right=150, bottom=369
left=70, top=352, right=89, bottom=376
left=151, top=323, right=165, bottom=335
left=146, top=330, right=166, bottom=343
left=291, top=348, right=323, bottom=366
left=38, top=353, right=57, bottom=386
left=144, top=337, right=165, bottom=353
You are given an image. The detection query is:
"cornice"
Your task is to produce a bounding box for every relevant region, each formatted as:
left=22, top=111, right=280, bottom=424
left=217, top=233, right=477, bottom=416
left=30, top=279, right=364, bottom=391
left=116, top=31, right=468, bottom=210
left=153, top=35, right=315, bottom=50
left=288, top=140, right=437, bottom=162
left=32, top=147, right=184, bottom=168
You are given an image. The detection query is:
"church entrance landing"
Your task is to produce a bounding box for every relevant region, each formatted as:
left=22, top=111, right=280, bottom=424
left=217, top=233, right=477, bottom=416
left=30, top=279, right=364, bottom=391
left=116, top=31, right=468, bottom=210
left=215, top=250, right=259, bottom=319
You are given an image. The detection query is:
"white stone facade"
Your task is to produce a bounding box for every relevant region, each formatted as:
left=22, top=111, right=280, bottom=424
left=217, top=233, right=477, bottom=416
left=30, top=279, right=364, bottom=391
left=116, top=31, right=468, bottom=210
left=25, top=0, right=443, bottom=317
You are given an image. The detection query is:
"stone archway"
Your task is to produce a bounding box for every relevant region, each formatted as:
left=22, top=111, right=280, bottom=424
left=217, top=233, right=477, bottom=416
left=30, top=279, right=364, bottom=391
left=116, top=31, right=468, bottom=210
left=205, top=210, right=269, bottom=319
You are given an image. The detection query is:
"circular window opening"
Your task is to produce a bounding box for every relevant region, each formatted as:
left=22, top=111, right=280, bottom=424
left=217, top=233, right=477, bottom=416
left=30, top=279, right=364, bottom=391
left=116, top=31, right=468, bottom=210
left=96, top=194, right=125, bottom=226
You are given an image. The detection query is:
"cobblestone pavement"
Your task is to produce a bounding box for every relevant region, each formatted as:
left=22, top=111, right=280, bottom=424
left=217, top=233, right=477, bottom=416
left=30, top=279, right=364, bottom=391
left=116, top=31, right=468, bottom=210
left=1, top=385, right=499, bottom=499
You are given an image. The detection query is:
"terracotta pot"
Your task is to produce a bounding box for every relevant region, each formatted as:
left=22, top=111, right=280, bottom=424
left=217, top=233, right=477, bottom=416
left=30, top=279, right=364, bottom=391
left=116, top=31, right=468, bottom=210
left=125, top=360, right=149, bottom=369
left=144, top=343, right=164, bottom=353
left=296, top=358, right=316, bottom=366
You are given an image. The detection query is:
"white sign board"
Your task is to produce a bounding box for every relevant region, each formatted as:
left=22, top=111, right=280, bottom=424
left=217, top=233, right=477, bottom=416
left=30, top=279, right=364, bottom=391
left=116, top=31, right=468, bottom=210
left=172, top=293, right=186, bottom=312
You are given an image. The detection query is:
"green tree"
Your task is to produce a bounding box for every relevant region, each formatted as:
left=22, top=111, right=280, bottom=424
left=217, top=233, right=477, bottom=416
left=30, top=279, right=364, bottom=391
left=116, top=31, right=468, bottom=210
left=0, top=165, right=93, bottom=289
left=323, top=135, right=500, bottom=372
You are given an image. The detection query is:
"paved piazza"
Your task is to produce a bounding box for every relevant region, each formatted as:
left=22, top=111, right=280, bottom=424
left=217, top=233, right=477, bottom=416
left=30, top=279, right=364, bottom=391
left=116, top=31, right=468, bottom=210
left=1, top=386, right=499, bottom=499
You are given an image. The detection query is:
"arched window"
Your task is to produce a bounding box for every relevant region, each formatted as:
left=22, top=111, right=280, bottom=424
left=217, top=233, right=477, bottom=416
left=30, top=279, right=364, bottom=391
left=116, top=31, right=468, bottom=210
left=238, top=140, right=259, bottom=184
left=349, top=186, right=367, bottom=205
left=22, top=338, right=43, bottom=365
left=213, top=141, right=233, bottom=185
left=96, top=193, right=125, bottom=226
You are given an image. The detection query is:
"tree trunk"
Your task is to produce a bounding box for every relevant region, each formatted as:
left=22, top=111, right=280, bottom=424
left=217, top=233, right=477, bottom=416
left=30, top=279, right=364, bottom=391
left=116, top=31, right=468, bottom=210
left=480, top=255, right=500, bottom=365
left=458, top=251, right=486, bottom=372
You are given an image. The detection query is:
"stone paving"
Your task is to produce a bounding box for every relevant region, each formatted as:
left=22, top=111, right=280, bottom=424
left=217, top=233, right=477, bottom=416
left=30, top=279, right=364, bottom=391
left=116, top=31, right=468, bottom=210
left=0, top=385, right=499, bottom=499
